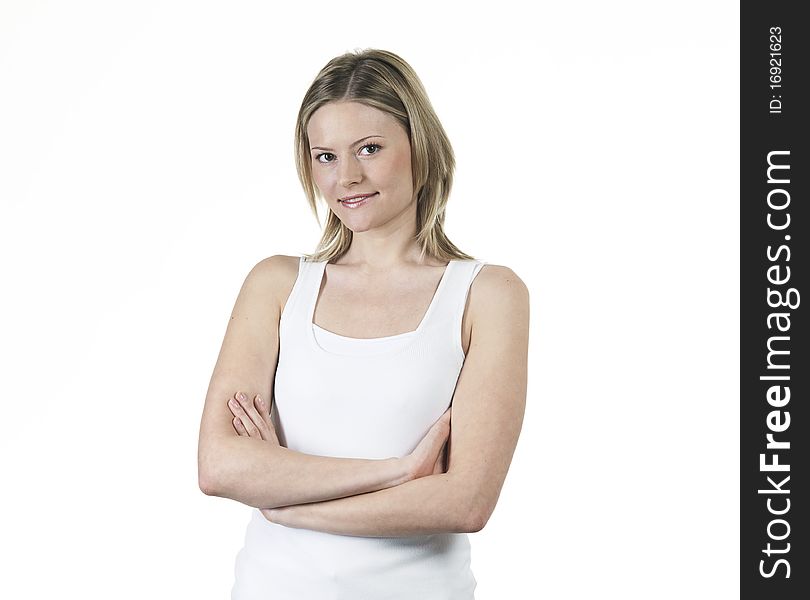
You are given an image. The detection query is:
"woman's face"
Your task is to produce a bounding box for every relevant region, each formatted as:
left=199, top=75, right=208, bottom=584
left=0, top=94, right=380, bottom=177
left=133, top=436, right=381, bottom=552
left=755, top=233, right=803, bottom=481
left=306, top=101, right=415, bottom=234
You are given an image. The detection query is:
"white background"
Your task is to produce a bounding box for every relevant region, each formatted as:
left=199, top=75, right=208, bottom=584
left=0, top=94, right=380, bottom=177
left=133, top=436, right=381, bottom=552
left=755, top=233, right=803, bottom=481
left=0, top=1, right=739, bottom=598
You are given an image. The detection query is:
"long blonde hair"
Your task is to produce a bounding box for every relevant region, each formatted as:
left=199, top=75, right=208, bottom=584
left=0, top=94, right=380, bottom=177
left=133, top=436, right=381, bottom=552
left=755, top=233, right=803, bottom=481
left=293, top=48, right=476, bottom=264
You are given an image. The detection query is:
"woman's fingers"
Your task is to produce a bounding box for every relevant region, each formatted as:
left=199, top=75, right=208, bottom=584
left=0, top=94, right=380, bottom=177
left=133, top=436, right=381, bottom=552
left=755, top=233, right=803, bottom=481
left=260, top=397, right=281, bottom=445
left=229, top=391, right=277, bottom=442
left=228, top=393, right=261, bottom=438
left=254, top=393, right=280, bottom=445
left=253, top=394, right=280, bottom=443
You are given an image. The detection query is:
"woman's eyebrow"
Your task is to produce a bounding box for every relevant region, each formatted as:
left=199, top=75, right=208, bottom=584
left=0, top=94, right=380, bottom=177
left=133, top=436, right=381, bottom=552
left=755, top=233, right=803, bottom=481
left=310, top=135, right=384, bottom=151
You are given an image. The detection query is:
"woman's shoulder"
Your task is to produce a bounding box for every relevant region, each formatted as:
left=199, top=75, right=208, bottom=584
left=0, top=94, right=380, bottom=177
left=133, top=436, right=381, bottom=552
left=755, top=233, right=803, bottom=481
left=468, top=261, right=530, bottom=326
left=245, top=255, right=304, bottom=314
left=248, top=254, right=301, bottom=283
left=470, top=262, right=528, bottom=296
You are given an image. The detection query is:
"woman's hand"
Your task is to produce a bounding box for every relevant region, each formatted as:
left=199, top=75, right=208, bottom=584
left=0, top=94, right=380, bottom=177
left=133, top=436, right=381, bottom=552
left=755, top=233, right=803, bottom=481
left=227, top=391, right=279, bottom=445
left=403, top=407, right=452, bottom=481
left=259, top=407, right=451, bottom=528
left=228, top=391, right=284, bottom=525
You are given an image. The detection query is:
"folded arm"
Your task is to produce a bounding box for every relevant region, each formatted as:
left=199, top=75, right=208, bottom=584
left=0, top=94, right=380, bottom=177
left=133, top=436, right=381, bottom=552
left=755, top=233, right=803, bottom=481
left=201, top=434, right=410, bottom=509
left=266, top=265, right=530, bottom=537
left=198, top=256, right=410, bottom=509
left=266, top=471, right=473, bottom=536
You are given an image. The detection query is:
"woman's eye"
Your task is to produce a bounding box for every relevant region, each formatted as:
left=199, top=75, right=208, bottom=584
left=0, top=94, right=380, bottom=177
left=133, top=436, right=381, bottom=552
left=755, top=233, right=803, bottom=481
left=360, top=143, right=381, bottom=155
left=314, top=144, right=381, bottom=164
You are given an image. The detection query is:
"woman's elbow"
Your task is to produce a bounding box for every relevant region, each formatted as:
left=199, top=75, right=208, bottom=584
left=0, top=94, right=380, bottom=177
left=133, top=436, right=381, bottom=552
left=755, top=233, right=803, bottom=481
left=464, top=505, right=492, bottom=533
left=198, top=464, right=220, bottom=497
left=198, top=458, right=221, bottom=496
left=197, top=437, right=228, bottom=497
left=199, top=476, right=215, bottom=497
left=452, top=478, right=494, bottom=533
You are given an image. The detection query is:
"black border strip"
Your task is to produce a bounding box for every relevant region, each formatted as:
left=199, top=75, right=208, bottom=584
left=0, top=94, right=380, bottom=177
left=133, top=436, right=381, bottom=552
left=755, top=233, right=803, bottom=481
left=741, top=3, right=808, bottom=598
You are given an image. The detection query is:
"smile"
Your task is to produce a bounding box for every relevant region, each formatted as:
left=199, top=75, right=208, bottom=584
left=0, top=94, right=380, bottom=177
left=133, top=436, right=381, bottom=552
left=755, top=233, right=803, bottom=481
left=339, top=192, right=377, bottom=208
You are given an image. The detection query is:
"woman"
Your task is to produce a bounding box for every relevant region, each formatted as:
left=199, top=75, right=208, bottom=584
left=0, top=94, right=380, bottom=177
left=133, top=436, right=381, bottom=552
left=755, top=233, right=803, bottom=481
left=197, top=48, right=529, bottom=599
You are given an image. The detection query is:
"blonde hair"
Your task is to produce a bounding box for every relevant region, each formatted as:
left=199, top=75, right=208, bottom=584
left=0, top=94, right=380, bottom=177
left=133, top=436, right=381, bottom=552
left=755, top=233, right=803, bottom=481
left=293, top=48, right=476, bottom=264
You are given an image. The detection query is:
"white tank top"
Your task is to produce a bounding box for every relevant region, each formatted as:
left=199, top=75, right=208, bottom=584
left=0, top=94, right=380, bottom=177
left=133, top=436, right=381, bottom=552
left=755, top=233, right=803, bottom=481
left=231, top=255, right=487, bottom=599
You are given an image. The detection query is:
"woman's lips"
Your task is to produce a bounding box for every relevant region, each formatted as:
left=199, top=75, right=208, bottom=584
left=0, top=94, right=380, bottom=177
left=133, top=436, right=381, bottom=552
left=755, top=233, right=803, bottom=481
left=339, top=192, right=377, bottom=208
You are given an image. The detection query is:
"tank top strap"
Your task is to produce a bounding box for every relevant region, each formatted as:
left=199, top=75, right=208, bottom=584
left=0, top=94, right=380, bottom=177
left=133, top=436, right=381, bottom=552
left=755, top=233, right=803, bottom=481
left=302, top=257, right=327, bottom=320
left=279, top=256, right=323, bottom=335
left=426, top=259, right=488, bottom=330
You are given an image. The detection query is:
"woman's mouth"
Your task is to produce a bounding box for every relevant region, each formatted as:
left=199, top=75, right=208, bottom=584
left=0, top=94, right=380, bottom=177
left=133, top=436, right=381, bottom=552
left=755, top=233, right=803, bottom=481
left=339, top=192, right=377, bottom=209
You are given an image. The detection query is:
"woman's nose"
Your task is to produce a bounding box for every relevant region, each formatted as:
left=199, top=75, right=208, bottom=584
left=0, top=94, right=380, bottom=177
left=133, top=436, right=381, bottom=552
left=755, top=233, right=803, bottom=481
left=338, top=156, right=363, bottom=188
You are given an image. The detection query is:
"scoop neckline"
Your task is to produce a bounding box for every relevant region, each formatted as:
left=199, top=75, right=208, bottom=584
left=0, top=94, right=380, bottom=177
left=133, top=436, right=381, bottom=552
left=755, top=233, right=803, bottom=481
left=308, top=259, right=456, bottom=357
left=313, top=322, right=417, bottom=342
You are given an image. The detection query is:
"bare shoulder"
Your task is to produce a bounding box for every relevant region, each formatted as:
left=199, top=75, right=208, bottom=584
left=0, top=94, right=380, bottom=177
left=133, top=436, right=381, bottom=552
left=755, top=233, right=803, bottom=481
left=467, top=263, right=530, bottom=337
left=245, top=254, right=301, bottom=314
left=250, top=254, right=299, bottom=281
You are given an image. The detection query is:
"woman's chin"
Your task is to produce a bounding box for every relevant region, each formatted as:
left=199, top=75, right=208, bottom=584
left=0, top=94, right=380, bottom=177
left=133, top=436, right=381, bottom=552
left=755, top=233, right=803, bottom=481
left=342, top=220, right=374, bottom=234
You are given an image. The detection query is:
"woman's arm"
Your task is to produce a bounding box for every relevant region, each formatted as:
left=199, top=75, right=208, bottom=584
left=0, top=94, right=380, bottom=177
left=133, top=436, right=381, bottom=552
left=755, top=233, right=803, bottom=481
left=198, top=256, right=410, bottom=509
left=266, top=265, right=530, bottom=536
left=265, top=471, right=472, bottom=536
left=209, top=390, right=450, bottom=510
left=204, top=432, right=411, bottom=509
